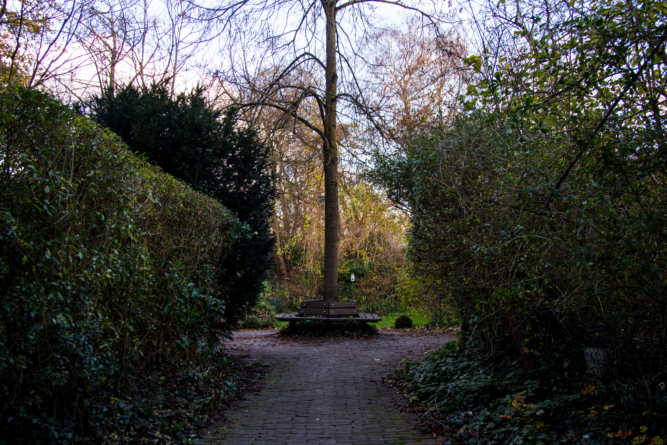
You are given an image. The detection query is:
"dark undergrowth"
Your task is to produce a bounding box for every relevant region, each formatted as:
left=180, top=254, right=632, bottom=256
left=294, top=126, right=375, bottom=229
left=279, top=320, right=378, bottom=338
left=63, top=353, right=266, bottom=445
left=387, top=342, right=667, bottom=445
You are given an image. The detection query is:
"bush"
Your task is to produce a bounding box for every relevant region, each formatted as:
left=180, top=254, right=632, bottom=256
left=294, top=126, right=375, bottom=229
left=372, top=0, right=667, bottom=416
left=88, top=83, right=277, bottom=330
left=259, top=319, right=276, bottom=329
left=243, top=316, right=261, bottom=329
left=394, top=315, right=413, bottom=329
left=0, top=87, right=238, bottom=442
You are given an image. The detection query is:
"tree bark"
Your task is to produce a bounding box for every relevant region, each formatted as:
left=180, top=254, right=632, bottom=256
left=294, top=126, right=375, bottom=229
left=322, top=0, right=339, bottom=302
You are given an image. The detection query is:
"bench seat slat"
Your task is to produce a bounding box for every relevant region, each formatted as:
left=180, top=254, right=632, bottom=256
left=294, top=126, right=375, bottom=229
left=300, top=300, right=358, bottom=309
left=298, top=308, right=329, bottom=316
left=275, top=313, right=381, bottom=323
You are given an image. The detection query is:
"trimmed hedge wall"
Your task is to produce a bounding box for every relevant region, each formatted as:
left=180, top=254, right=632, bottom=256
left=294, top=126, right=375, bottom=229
left=0, top=87, right=238, bottom=441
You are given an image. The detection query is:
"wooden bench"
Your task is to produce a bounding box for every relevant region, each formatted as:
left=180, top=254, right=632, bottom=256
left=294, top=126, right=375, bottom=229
left=275, top=299, right=381, bottom=323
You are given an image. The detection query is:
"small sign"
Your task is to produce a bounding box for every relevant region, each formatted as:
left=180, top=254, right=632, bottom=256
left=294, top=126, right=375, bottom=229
left=350, top=274, right=355, bottom=282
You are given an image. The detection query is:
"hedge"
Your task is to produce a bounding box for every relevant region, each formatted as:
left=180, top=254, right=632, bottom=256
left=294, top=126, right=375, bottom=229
left=0, top=87, right=238, bottom=442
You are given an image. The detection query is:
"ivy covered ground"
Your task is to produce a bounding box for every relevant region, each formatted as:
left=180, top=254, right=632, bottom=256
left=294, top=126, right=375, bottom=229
left=73, top=355, right=267, bottom=444
left=387, top=342, right=666, bottom=445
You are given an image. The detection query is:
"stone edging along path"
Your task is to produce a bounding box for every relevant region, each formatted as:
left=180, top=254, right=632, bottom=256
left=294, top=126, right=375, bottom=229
left=199, top=328, right=453, bottom=445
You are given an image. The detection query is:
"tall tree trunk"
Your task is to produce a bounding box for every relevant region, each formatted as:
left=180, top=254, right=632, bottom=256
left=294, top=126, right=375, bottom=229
left=272, top=214, right=289, bottom=278
left=322, top=0, right=339, bottom=301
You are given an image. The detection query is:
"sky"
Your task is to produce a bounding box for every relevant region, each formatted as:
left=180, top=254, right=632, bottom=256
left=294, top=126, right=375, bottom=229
left=20, top=0, right=481, bottom=102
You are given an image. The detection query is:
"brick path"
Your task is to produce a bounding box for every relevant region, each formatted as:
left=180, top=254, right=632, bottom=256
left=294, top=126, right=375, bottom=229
left=200, top=328, right=452, bottom=445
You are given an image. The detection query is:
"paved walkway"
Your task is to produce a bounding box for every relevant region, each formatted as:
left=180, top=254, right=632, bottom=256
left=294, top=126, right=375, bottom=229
left=200, top=328, right=452, bottom=445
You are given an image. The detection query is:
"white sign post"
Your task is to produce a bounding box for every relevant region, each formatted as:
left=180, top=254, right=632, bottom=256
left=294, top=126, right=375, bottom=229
left=350, top=273, right=355, bottom=283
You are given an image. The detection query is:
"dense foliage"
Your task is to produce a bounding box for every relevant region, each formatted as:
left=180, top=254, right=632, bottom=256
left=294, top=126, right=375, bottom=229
left=88, top=83, right=277, bottom=328
left=0, top=87, right=238, bottom=442
left=391, top=342, right=666, bottom=444
left=372, top=0, right=666, bottom=420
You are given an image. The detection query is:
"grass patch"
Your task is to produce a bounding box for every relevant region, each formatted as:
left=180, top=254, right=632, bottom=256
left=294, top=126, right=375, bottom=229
left=375, top=312, right=431, bottom=329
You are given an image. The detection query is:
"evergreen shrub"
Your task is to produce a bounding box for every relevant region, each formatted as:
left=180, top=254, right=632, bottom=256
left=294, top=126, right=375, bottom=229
left=89, top=84, right=277, bottom=331
left=394, top=315, right=413, bottom=329
left=0, top=87, right=238, bottom=442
